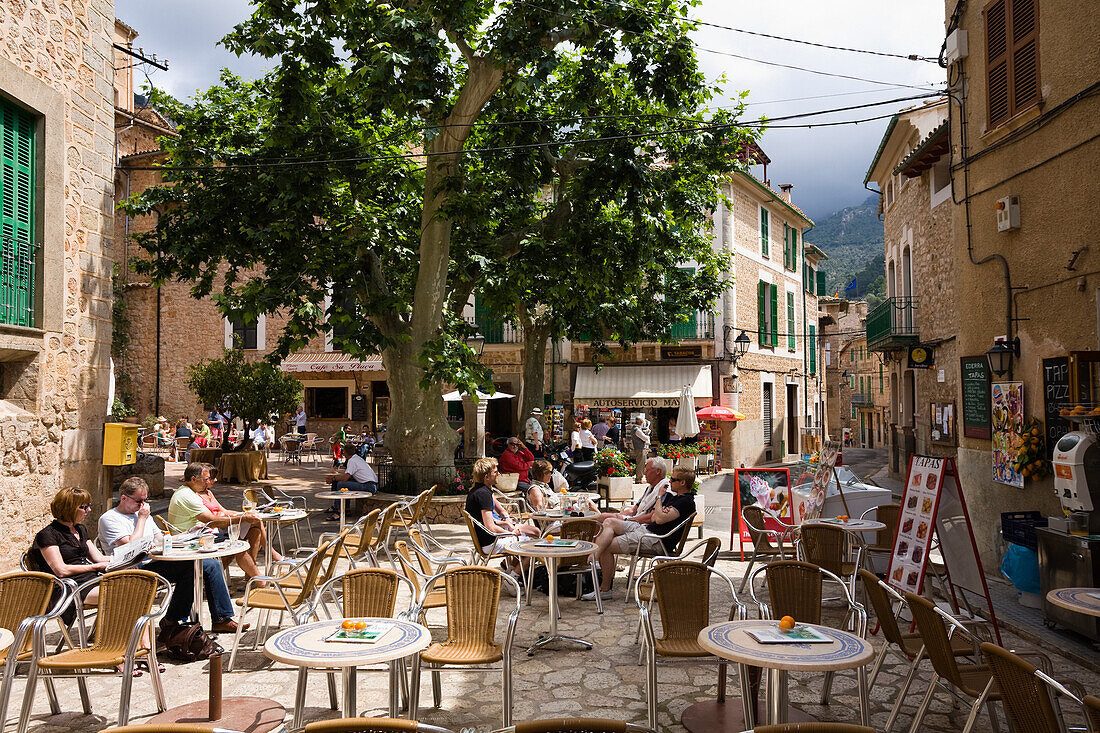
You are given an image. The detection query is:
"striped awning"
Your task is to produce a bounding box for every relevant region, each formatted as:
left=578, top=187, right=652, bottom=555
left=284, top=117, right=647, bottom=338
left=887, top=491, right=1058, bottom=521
left=278, top=352, right=384, bottom=373
left=573, top=364, right=712, bottom=408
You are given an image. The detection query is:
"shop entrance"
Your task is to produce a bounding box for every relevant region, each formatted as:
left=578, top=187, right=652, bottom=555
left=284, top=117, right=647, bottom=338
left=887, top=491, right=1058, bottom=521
left=786, top=384, right=798, bottom=454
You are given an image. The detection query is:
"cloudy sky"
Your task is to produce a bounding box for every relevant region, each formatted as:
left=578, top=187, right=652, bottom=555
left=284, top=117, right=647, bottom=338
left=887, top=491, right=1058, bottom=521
left=114, top=1, right=946, bottom=222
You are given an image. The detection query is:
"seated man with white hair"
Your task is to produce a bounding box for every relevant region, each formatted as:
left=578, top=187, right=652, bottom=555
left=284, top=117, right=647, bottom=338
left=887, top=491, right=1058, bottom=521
left=597, top=457, right=668, bottom=524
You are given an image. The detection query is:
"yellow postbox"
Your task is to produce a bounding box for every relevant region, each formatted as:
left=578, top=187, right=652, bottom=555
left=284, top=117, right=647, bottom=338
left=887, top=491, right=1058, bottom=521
left=102, top=422, right=139, bottom=466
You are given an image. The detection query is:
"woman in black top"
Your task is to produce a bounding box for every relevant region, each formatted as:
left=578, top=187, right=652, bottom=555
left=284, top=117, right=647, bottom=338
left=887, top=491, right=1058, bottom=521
left=30, top=486, right=111, bottom=609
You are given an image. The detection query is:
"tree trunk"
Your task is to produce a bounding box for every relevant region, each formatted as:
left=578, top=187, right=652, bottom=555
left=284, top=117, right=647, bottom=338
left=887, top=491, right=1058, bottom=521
left=382, top=341, right=459, bottom=467
left=520, top=323, right=551, bottom=423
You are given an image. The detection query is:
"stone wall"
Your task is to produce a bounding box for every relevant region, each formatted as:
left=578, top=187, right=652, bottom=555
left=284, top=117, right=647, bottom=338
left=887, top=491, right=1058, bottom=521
left=0, top=1, right=117, bottom=567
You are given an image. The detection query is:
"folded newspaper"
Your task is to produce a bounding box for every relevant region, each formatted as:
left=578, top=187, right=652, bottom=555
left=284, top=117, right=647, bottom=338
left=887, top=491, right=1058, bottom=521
left=107, top=535, right=154, bottom=571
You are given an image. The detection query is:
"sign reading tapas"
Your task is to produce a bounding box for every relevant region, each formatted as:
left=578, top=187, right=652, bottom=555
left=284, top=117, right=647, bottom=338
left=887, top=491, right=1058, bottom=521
left=887, top=455, right=946, bottom=595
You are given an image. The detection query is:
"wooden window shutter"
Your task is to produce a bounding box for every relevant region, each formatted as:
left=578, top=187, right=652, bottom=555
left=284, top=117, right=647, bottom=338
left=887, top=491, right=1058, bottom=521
left=816, top=270, right=826, bottom=297
left=783, top=224, right=790, bottom=269
left=760, top=208, right=769, bottom=257
left=0, top=99, right=36, bottom=328
left=791, top=229, right=798, bottom=273
left=809, top=325, right=817, bottom=374
left=769, top=284, right=779, bottom=347
left=986, top=0, right=1039, bottom=127
left=786, top=292, right=795, bottom=350
left=757, top=280, right=767, bottom=346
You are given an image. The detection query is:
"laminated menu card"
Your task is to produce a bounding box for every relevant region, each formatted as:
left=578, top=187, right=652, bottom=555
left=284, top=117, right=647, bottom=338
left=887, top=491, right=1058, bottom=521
left=745, top=626, right=833, bottom=644
left=324, top=621, right=394, bottom=644
left=533, top=539, right=580, bottom=548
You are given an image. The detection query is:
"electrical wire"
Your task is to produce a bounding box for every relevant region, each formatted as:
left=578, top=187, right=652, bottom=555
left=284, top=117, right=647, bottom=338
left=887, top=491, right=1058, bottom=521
left=579, top=0, right=940, bottom=62
left=124, top=92, right=940, bottom=172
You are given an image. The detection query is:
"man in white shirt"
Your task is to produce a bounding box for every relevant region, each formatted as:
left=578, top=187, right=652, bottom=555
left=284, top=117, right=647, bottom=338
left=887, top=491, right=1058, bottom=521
left=630, top=416, right=651, bottom=482
left=251, top=420, right=271, bottom=449
left=98, top=477, right=245, bottom=632
left=330, top=445, right=378, bottom=493
left=598, top=458, right=668, bottom=525
left=294, top=407, right=307, bottom=434
left=524, top=407, right=544, bottom=455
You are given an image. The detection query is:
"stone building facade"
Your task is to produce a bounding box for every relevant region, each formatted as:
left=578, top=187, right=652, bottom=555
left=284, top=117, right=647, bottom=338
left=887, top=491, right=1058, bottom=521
left=0, top=2, right=117, bottom=565
left=821, top=299, right=890, bottom=450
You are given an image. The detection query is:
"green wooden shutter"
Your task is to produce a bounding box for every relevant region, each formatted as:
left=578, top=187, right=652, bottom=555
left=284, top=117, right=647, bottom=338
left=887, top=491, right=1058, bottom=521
left=879, top=363, right=884, bottom=393
left=769, top=284, right=779, bottom=347
left=816, top=270, right=826, bottom=296
left=791, top=229, right=798, bottom=273
left=786, top=291, right=795, bottom=350
left=760, top=208, right=769, bottom=257
left=809, top=325, right=817, bottom=374
left=0, top=99, right=36, bottom=328
left=782, top=224, right=790, bottom=269
left=757, top=281, right=766, bottom=346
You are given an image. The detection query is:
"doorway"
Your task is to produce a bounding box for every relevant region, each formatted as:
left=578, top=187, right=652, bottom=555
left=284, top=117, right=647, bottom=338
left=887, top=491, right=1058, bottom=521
left=786, top=384, right=798, bottom=455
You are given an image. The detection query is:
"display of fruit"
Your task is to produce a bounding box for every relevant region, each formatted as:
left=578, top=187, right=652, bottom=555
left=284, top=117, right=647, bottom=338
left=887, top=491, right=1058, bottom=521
left=1012, top=417, right=1051, bottom=480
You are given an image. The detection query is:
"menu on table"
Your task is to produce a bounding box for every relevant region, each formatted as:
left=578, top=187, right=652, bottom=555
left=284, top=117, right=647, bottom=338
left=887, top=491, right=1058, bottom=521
left=887, top=455, right=946, bottom=594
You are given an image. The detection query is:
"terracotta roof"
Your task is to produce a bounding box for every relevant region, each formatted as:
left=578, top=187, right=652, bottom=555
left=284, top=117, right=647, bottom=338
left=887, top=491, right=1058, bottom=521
left=893, top=120, right=949, bottom=178
left=732, top=169, right=814, bottom=226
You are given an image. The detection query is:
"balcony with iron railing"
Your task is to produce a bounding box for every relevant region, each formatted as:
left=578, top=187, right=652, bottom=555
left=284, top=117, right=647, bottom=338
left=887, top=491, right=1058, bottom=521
left=866, top=296, right=919, bottom=351
left=666, top=310, right=716, bottom=341
left=466, top=315, right=523, bottom=345
left=850, top=393, right=874, bottom=407
left=1, top=239, right=38, bottom=329
left=466, top=309, right=715, bottom=346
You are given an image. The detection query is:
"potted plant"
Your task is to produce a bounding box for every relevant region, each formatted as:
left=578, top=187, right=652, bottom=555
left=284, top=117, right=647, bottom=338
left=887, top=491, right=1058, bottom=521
left=695, top=439, right=715, bottom=472
left=111, top=397, right=138, bottom=424
left=594, top=447, right=635, bottom=504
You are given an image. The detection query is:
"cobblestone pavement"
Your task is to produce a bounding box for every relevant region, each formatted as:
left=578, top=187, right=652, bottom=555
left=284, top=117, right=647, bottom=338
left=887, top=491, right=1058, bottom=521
left=14, top=460, right=1097, bottom=732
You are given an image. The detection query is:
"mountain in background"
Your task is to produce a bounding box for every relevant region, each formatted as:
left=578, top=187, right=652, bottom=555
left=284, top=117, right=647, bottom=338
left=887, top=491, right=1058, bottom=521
left=804, top=194, right=886, bottom=305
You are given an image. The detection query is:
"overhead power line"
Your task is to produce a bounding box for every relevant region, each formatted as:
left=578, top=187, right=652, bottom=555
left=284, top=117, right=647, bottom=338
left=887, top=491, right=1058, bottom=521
left=123, top=92, right=940, bottom=172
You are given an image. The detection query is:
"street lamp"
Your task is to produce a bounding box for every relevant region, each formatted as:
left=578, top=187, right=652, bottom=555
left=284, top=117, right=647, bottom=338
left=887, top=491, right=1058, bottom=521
left=724, top=328, right=750, bottom=363
left=467, top=330, right=486, bottom=357
left=986, top=337, right=1020, bottom=377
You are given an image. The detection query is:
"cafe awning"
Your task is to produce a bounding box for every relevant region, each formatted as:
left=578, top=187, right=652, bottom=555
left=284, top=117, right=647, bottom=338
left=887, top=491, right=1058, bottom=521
left=278, top=353, right=385, bottom=373
left=573, top=364, right=712, bottom=408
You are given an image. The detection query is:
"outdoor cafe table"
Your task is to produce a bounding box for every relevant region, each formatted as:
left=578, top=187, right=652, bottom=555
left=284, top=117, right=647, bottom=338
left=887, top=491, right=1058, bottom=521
left=1046, top=587, right=1100, bottom=617
left=504, top=539, right=599, bottom=655
left=151, top=539, right=250, bottom=621
left=803, top=518, right=886, bottom=534
left=218, top=450, right=269, bottom=484
left=315, top=489, right=374, bottom=531
left=264, top=617, right=431, bottom=728
left=0, top=628, right=13, bottom=656
left=189, top=447, right=222, bottom=465
left=528, top=509, right=599, bottom=530
left=697, top=619, right=873, bottom=726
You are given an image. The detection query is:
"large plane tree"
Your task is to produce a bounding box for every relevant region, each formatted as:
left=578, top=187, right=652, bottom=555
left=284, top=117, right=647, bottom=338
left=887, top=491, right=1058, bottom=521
left=123, top=0, right=750, bottom=467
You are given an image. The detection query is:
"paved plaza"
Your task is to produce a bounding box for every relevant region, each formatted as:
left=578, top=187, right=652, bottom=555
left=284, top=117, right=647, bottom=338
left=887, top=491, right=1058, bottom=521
left=13, top=460, right=1100, bottom=732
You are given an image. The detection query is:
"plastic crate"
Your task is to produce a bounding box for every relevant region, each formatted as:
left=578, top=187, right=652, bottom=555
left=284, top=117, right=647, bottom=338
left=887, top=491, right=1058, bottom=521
left=1000, top=511, right=1048, bottom=551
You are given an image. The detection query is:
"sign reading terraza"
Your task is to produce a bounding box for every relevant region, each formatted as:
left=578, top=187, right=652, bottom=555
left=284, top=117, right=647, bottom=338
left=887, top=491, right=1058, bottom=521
left=577, top=397, right=682, bottom=408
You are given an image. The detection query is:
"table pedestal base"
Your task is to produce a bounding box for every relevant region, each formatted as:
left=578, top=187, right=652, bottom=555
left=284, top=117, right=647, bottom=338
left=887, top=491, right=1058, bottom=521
left=526, top=633, right=593, bottom=656
left=149, top=696, right=285, bottom=733
left=681, top=700, right=816, bottom=732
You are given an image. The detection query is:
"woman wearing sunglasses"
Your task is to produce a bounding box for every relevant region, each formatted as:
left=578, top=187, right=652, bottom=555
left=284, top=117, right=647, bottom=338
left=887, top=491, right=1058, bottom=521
left=28, top=486, right=111, bottom=613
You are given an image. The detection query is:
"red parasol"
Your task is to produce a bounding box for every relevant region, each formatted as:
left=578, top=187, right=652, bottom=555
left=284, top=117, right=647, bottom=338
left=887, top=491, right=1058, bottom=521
left=695, top=405, right=746, bottom=421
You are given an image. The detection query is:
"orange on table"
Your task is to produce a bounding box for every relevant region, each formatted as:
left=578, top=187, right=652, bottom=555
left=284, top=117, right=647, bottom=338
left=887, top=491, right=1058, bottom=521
left=778, top=615, right=796, bottom=631
left=341, top=619, right=355, bottom=630
left=353, top=621, right=367, bottom=630
left=545, top=535, right=555, bottom=542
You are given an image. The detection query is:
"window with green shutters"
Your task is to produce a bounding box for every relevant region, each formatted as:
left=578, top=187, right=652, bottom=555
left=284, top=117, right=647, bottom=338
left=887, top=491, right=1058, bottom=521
left=816, top=270, right=826, bottom=297
left=786, top=291, right=795, bottom=350
left=759, top=207, right=769, bottom=257
left=757, top=281, right=778, bottom=347
left=879, top=364, right=884, bottom=393
left=782, top=226, right=798, bottom=272
left=473, top=295, right=505, bottom=344
left=808, top=325, right=817, bottom=374
left=0, top=99, right=37, bottom=328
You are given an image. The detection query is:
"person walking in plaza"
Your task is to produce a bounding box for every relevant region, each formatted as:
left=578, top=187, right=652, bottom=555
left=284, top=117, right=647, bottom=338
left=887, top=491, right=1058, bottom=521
left=99, top=477, right=246, bottom=633
left=630, top=415, right=651, bottom=482
left=207, top=408, right=224, bottom=442
left=584, top=466, right=696, bottom=601
left=167, top=462, right=279, bottom=582
left=524, top=407, right=544, bottom=455
left=498, top=436, right=535, bottom=492
left=577, top=418, right=597, bottom=461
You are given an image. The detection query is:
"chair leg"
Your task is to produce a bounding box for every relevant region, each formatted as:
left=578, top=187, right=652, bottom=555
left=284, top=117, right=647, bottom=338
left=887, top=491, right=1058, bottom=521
left=867, top=640, right=891, bottom=688
left=409, top=656, right=422, bottom=721
left=503, top=648, right=513, bottom=728
left=77, top=675, right=91, bottom=714
left=148, top=646, right=167, bottom=712
left=885, top=648, right=924, bottom=733
left=962, top=678, right=994, bottom=733
left=738, top=555, right=756, bottom=593
left=16, top=662, right=38, bottom=733
left=907, top=674, right=941, bottom=733
left=118, top=658, right=137, bottom=725
left=646, top=643, right=658, bottom=730
left=227, top=606, right=251, bottom=671
left=431, top=667, right=441, bottom=707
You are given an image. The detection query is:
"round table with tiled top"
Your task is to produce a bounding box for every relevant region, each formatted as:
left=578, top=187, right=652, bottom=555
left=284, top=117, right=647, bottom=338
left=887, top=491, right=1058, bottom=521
left=1046, top=587, right=1100, bottom=617
left=697, top=619, right=874, bottom=726
left=265, top=617, right=431, bottom=728
left=0, top=628, right=13, bottom=656
left=528, top=509, right=599, bottom=529
left=251, top=508, right=308, bottom=572
left=504, top=539, right=599, bottom=656
left=315, top=490, right=372, bottom=531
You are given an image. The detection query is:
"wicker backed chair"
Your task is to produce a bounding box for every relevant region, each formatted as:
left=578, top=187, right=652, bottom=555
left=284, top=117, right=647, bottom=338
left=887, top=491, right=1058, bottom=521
left=623, top=511, right=697, bottom=603
left=552, top=519, right=605, bottom=605
left=395, top=487, right=438, bottom=540
left=738, top=505, right=792, bottom=592
left=298, top=719, right=457, bottom=733
left=394, top=535, right=466, bottom=624
left=902, top=591, right=1002, bottom=733
left=0, top=571, right=69, bottom=733
left=278, top=528, right=351, bottom=594
left=312, top=508, right=382, bottom=569
left=409, top=566, right=521, bottom=728
left=637, top=560, right=751, bottom=730
left=857, top=571, right=979, bottom=732
left=795, top=523, right=863, bottom=599
left=462, top=510, right=515, bottom=567
left=860, top=503, right=900, bottom=556
left=979, top=641, right=1086, bottom=733
left=227, top=537, right=337, bottom=671
left=372, top=502, right=407, bottom=570
left=1085, top=695, right=1100, bottom=732
left=172, top=435, right=191, bottom=463
left=17, top=570, right=172, bottom=733
left=748, top=561, right=867, bottom=708
left=633, top=537, right=722, bottom=660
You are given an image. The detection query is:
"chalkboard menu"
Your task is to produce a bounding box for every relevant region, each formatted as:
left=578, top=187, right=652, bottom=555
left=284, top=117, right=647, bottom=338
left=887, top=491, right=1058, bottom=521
left=960, top=356, right=991, bottom=439
left=1042, top=356, right=1071, bottom=459
left=351, top=394, right=369, bottom=422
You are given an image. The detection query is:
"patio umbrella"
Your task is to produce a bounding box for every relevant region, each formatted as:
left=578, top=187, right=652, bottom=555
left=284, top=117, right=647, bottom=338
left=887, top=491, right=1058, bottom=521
left=441, top=389, right=515, bottom=402
left=676, top=384, right=700, bottom=438
left=695, top=404, right=746, bottom=421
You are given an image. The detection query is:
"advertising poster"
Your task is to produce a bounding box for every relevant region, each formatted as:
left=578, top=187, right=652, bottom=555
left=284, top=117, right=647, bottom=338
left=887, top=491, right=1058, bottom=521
left=887, top=455, right=946, bottom=595
left=733, top=468, right=792, bottom=551
left=796, top=440, right=840, bottom=522
left=991, top=382, right=1024, bottom=488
